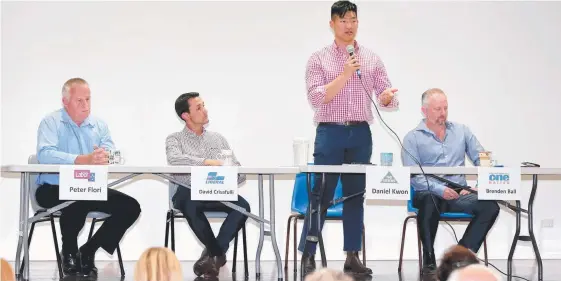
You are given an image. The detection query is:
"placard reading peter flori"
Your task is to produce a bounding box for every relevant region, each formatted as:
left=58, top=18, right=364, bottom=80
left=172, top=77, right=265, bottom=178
left=366, top=166, right=410, bottom=200
left=477, top=167, right=521, bottom=200
left=191, top=166, right=239, bottom=201
left=59, top=165, right=108, bottom=201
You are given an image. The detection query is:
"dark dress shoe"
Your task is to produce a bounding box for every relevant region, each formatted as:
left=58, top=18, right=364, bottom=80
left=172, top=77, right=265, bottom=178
left=194, top=250, right=219, bottom=277
left=77, top=249, right=98, bottom=276
left=300, top=253, right=316, bottom=276
left=61, top=251, right=80, bottom=275
left=421, top=264, right=437, bottom=281
left=343, top=251, right=372, bottom=275
left=215, top=254, right=227, bottom=268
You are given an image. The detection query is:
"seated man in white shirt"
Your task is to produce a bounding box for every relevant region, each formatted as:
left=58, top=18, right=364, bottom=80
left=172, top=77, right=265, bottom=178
left=165, top=92, right=251, bottom=278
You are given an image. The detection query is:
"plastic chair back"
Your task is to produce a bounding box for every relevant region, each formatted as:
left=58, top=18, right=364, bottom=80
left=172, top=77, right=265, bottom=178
left=291, top=171, right=343, bottom=217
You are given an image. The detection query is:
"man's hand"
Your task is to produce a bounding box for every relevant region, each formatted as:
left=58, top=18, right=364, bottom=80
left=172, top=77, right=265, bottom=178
left=90, top=146, right=109, bottom=165
left=379, top=88, right=398, bottom=106
left=443, top=187, right=460, bottom=200
left=460, top=187, right=478, bottom=195
left=203, top=159, right=223, bottom=166
left=343, top=55, right=360, bottom=78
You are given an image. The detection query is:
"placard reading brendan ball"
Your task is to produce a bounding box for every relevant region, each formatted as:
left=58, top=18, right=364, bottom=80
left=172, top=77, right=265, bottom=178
left=59, top=165, right=108, bottom=201
left=366, top=166, right=410, bottom=200
left=191, top=166, right=239, bottom=201
left=477, top=167, right=521, bottom=200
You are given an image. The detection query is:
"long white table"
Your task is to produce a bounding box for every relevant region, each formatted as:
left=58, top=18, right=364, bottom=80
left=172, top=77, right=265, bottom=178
left=298, top=164, right=561, bottom=281
left=1, top=164, right=299, bottom=281
left=3, top=164, right=561, bottom=281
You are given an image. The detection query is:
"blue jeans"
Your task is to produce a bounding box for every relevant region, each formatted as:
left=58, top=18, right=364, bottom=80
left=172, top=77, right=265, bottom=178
left=298, top=122, right=372, bottom=254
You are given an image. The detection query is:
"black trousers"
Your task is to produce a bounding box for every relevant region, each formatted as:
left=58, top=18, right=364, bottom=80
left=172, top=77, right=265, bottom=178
left=172, top=186, right=250, bottom=257
left=413, top=191, right=499, bottom=265
left=35, top=184, right=141, bottom=255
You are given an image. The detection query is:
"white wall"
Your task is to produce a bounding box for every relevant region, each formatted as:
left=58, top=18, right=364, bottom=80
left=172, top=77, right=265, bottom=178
left=1, top=1, right=561, bottom=263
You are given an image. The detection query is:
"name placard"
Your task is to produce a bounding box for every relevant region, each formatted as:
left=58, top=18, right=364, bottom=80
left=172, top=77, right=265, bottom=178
left=191, top=166, right=239, bottom=201
left=59, top=165, right=108, bottom=201
left=366, top=166, right=410, bottom=200
left=477, top=167, right=521, bottom=200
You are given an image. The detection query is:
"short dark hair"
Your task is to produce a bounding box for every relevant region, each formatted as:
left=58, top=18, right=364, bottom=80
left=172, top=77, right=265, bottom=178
left=174, top=92, right=200, bottom=120
left=331, top=0, right=357, bottom=19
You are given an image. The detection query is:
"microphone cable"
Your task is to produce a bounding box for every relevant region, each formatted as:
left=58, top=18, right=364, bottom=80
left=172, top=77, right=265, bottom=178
left=356, top=74, right=531, bottom=281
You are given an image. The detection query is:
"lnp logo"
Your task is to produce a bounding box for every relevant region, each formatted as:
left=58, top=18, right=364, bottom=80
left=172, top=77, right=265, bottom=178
left=206, top=172, right=225, bottom=184
left=74, top=170, right=96, bottom=182
left=488, top=173, right=509, bottom=184
left=381, top=171, right=398, bottom=184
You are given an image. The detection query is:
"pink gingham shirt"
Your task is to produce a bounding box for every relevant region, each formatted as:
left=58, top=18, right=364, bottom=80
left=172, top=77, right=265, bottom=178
left=306, top=41, right=398, bottom=123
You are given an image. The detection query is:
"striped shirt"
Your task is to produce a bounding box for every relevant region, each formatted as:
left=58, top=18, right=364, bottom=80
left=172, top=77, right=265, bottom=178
left=165, top=126, right=246, bottom=190
left=306, top=40, right=398, bottom=123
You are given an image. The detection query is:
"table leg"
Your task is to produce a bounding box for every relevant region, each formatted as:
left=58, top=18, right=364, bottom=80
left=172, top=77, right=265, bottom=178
left=268, top=175, right=283, bottom=281
left=14, top=173, right=26, bottom=278
left=255, top=174, right=265, bottom=278
left=507, top=200, right=521, bottom=281
left=528, top=174, right=543, bottom=281
left=22, top=172, right=31, bottom=280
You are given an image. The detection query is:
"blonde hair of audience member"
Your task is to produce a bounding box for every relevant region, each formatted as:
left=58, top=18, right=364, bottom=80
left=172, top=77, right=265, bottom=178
left=447, top=264, right=502, bottom=281
left=1, top=258, right=16, bottom=281
left=134, top=247, right=182, bottom=281
left=304, top=268, right=354, bottom=281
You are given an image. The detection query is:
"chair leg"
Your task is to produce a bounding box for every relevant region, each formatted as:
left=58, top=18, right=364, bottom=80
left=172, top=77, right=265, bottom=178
left=483, top=238, right=489, bottom=266
left=171, top=212, right=176, bottom=252
left=362, top=223, right=366, bottom=265
left=232, top=232, right=239, bottom=273
left=88, top=218, right=97, bottom=240
left=50, top=216, right=63, bottom=279
left=165, top=211, right=171, bottom=248
left=284, top=215, right=294, bottom=270
left=116, top=245, right=125, bottom=277
left=19, top=221, right=37, bottom=275
left=398, top=215, right=415, bottom=273
left=293, top=216, right=298, bottom=272
left=242, top=224, right=248, bottom=277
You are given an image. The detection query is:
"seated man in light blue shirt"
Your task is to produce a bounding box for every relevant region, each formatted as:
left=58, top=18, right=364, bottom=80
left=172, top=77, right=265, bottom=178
left=35, top=78, right=141, bottom=277
left=401, top=88, right=499, bottom=281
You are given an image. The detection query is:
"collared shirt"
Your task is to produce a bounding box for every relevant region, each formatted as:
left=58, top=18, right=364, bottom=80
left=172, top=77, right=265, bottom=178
left=306, top=40, right=398, bottom=123
left=165, top=127, right=246, bottom=190
left=36, top=108, right=115, bottom=185
left=401, top=120, right=484, bottom=198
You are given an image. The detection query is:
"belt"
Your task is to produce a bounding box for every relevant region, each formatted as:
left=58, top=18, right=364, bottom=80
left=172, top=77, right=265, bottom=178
left=319, top=121, right=367, bottom=126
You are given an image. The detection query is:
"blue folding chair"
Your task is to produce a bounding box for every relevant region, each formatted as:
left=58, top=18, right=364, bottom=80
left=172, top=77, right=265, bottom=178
left=284, top=171, right=366, bottom=271
left=397, top=186, right=488, bottom=277
left=164, top=182, right=248, bottom=277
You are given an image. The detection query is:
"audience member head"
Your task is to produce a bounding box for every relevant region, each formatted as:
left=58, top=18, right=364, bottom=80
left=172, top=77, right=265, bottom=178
left=437, top=245, right=479, bottom=281
left=174, top=92, right=208, bottom=132
left=1, top=258, right=15, bottom=281
left=447, top=264, right=502, bottom=281
left=61, top=77, right=91, bottom=126
left=134, top=247, right=182, bottom=281
left=304, top=268, right=354, bottom=281
left=421, top=87, right=448, bottom=127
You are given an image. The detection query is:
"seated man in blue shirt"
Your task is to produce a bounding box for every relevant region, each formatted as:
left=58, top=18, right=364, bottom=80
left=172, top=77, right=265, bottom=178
left=402, top=88, right=499, bottom=281
left=35, top=78, right=141, bottom=276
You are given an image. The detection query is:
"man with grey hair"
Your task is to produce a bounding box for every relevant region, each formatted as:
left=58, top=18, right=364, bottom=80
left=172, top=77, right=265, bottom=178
left=401, top=88, right=500, bottom=281
left=447, top=264, right=502, bottom=281
left=35, top=78, right=141, bottom=276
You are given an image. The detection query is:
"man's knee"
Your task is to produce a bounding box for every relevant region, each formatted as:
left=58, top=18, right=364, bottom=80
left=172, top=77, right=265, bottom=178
left=480, top=201, right=500, bottom=218
left=238, top=196, right=251, bottom=213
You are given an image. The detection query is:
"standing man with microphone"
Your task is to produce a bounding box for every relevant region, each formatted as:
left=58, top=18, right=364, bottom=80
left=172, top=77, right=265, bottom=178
left=298, top=0, right=399, bottom=276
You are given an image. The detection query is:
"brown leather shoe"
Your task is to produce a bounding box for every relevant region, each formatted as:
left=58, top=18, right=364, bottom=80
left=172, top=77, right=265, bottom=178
left=343, top=251, right=372, bottom=275
left=194, top=250, right=218, bottom=277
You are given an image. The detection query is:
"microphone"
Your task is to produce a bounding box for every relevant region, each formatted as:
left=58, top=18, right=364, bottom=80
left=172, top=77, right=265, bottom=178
left=346, top=45, right=361, bottom=78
